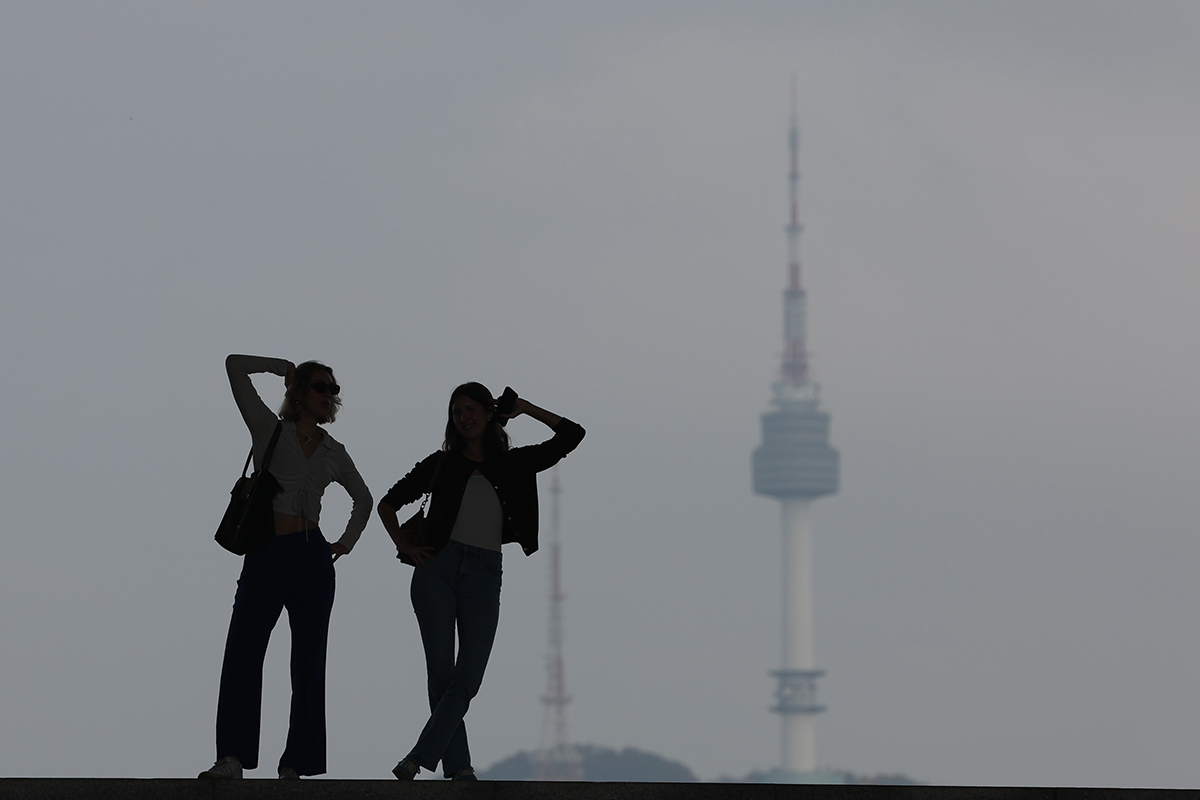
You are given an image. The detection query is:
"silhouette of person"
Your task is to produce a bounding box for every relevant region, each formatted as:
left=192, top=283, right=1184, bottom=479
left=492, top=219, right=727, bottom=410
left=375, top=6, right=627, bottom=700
left=200, top=355, right=371, bottom=780
left=378, top=383, right=584, bottom=780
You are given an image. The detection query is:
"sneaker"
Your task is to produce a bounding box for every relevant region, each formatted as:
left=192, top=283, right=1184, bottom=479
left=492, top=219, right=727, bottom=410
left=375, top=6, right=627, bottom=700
left=198, top=756, right=242, bottom=779
left=393, top=758, right=420, bottom=780
left=449, top=767, right=477, bottom=781
left=278, top=765, right=300, bottom=780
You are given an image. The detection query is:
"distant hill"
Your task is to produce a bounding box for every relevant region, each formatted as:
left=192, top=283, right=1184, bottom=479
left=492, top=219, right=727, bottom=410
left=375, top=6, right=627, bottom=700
left=737, top=768, right=922, bottom=785
left=480, top=745, right=697, bottom=782
left=482, top=745, right=917, bottom=785
left=844, top=772, right=922, bottom=785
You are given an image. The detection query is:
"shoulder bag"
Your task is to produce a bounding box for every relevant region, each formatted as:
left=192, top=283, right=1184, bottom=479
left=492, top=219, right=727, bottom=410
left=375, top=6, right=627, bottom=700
left=392, top=453, right=445, bottom=565
left=215, top=421, right=283, bottom=555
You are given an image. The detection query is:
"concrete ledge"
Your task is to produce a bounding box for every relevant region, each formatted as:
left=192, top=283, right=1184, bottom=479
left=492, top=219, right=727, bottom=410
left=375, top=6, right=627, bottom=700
left=0, top=781, right=1198, bottom=800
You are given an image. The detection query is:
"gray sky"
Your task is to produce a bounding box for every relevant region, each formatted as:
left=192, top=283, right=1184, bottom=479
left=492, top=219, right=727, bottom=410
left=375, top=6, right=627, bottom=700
left=2, top=1, right=1199, bottom=787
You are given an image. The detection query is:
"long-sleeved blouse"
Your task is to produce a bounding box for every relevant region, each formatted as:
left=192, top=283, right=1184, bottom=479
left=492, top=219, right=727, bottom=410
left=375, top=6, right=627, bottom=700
left=226, top=354, right=372, bottom=551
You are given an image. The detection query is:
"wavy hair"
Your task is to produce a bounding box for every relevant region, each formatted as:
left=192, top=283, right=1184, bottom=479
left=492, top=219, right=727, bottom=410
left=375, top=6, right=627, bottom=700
left=279, top=360, right=342, bottom=424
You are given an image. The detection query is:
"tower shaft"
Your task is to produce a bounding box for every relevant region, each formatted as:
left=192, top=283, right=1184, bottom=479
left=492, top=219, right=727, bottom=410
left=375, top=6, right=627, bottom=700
left=782, top=499, right=813, bottom=671
left=777, top=499, right=822, bottom=772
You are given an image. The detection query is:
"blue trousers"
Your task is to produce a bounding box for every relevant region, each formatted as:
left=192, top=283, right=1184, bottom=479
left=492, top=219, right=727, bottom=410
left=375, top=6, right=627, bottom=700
left=406, top=540, right=502, bottom=776
left=215, top=529, right=335, bottom=776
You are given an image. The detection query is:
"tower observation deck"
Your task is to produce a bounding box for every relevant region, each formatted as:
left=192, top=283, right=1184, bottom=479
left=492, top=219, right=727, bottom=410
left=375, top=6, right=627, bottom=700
left=753, top=398, right=838, bottom=499
left=751, top=99, right=839, bottom=778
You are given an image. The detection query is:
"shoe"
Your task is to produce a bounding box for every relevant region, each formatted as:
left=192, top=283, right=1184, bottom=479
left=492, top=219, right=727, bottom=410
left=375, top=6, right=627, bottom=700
left=278, top=766, right=300, bottom=780
left=449, top=767, right=477, bottom=781
left=393, top=758, right=420, bottom=780
left=198, top=756, right=242, bottom=779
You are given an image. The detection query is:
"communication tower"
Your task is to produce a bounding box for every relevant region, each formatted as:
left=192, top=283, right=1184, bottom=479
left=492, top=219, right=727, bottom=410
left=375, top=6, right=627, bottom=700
left=533, top=471, right=584, bottom=780
left=751, top=98, right=840, bottom=776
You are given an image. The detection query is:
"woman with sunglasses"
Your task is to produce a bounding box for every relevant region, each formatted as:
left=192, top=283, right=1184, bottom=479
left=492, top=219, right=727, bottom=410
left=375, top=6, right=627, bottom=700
left=200, top=354, right=372, bottom=780
left=377, top=383, right=584, bottom=781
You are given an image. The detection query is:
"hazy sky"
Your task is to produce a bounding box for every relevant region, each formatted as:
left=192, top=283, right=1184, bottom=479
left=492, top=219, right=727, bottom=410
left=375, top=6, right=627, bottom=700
left=3, top=1, right=1199, bottom=787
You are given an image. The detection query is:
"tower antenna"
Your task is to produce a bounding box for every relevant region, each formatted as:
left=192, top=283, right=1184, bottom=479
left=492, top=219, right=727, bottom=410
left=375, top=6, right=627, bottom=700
left=783, top=77, right=808, bottom=388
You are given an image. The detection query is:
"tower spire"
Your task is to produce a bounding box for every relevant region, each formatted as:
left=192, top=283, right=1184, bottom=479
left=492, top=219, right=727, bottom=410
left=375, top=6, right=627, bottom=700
left=781, top=81, right=809, bottom=391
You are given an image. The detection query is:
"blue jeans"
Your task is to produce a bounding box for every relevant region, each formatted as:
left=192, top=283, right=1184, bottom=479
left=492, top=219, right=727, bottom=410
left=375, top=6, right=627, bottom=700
left=215, top=529, right=335, bottom=776
left=406, top=539, right=502, bottom=776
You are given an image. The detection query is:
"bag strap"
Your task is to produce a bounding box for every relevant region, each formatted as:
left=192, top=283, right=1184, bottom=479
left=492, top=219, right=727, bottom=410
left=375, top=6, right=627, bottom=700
left=418, top=452, right=446, bottom=512
left=241, top=421, right=284, bottom=479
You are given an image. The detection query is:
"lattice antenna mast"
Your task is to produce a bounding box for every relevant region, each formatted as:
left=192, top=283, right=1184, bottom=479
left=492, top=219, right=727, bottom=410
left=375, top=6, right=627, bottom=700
left=534, top=470, right=583, bottom=780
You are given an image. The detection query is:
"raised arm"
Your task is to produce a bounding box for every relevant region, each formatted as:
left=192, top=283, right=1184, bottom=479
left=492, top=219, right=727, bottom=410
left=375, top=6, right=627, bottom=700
left=501, top=396, right=585, bottom=473
left=226, top=354, right=293, bottom=443
left=502, top=398, right=562, bottom=429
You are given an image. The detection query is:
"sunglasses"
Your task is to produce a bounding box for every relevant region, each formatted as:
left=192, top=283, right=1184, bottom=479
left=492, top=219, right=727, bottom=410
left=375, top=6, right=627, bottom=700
left=309, top=381, right=340, bottom=396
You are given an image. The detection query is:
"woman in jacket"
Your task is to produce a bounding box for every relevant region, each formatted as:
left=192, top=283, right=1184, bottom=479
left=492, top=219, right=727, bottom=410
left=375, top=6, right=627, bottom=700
left=200, top=354, right=372, bottom=780
left=378, top=382, right=584, bottom=781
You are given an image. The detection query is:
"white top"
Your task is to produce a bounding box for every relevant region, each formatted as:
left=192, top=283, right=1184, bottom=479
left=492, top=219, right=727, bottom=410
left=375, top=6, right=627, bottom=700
left=448, top=474, right=503, bottom=552
left=226, top=354, right=372, bottom=551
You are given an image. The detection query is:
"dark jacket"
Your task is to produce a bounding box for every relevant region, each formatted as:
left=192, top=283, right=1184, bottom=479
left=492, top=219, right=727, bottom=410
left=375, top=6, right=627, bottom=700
left=381, top=418, right=585, bottom=563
